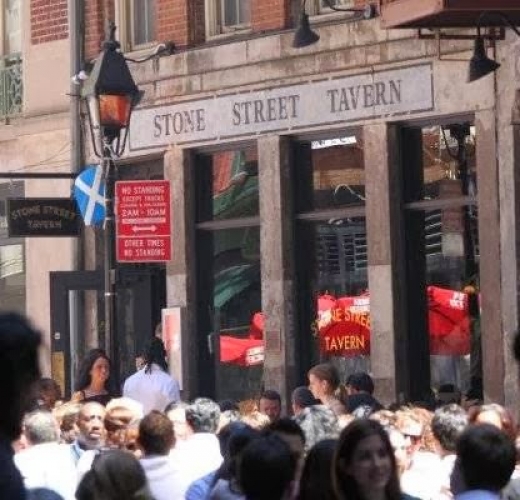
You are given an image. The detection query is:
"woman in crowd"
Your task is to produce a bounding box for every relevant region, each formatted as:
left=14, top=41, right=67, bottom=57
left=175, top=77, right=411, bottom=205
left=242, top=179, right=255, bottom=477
left=332, top=418, right=420, bottom=500
left=76, top=449, right=154, bottom=500
left=73, top=349, right=114, bottom=406
left=307, top=363, right=346, bottom=415
left=298, top=438, right=337, bottom=500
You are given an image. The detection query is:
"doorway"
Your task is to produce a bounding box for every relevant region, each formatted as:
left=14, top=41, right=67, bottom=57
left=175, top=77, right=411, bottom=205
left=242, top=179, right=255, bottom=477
left=49, top=266, right=165, bottom=397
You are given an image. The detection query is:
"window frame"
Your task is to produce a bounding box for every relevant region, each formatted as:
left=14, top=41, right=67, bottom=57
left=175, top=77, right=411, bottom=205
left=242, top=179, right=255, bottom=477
left=205, top=0, right=252, bottom=39
left=307, top=0, right=355, bottom=16
left=115, top=0, right=157, bottom=53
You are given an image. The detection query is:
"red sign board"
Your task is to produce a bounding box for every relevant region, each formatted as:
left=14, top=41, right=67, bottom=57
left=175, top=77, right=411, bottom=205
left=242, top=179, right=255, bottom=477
left=115, top=180, right=171, bottom=262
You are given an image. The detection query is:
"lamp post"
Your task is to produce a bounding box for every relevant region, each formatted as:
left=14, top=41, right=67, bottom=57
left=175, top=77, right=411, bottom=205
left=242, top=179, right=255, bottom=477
left=81, top=22, right=142, bottom=385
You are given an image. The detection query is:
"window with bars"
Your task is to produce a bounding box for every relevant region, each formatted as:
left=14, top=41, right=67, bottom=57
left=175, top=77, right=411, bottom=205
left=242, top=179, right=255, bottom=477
left=206, top=0, right=251, bottom=37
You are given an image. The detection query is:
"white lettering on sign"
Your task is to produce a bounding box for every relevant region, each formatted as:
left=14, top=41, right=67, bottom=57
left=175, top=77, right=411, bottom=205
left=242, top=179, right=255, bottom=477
left=130, top=64, right=433, bottom=150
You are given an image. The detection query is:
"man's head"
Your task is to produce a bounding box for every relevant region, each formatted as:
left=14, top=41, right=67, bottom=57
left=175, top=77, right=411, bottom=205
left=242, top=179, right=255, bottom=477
left=291, top=386, right=317, bottom=416
left=345, top=372, right=374, bottom=395
left=258, top=390, right=282, bottom=423
left=432, top=404, right=468, bottom=455
left=238, top=433, right=297, bottom=500
left=451, top=424, right=516, bottom=495
left=77, top=402, right=106, bottom=449
left=0, top=313, right=41, bottom=440
left=23, top=410, right=59, bottom=446
left=35, top=378, right=62, bottom=410
left=185, top=398, right=220, bottom=434
left=138, top=410, right=175, bottom=456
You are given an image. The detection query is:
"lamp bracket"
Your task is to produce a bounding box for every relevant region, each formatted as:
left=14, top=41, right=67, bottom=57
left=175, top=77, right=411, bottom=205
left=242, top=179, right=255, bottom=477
left=417, top=27, right=505, bottom=41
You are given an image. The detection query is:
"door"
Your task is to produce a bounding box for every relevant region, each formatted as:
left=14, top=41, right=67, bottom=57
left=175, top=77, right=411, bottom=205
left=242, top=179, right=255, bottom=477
left=50, top=267, right=165, bottom=397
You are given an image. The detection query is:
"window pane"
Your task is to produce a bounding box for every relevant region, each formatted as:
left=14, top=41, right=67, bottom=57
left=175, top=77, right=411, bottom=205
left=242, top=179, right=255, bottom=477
left=296, top=219, right=369, bottom=380
left=196, top=147, right=259, bottom=222
left=198, top=227, right=262, bottom=401
left=5, top=0, right=21, bottom=54
left=133, top=0, right=156, bottom=46
left=222, top=0, right=250, bottom=27
left=295, top=135, right=364, bottom=212
left=404, top=122, right=480, bottom=398
left=404, top=124, right=477, bottom=203
left=0, top=243, right=25, bottom=313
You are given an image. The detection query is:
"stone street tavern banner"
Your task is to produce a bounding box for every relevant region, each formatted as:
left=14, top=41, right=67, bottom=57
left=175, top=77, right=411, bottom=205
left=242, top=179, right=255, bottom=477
left=129, top=64, right=433, bottom=151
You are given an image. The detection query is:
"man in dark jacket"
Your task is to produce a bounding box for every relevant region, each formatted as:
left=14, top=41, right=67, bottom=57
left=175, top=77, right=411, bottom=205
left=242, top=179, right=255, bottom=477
left=345, top=372, right=383, bottom=416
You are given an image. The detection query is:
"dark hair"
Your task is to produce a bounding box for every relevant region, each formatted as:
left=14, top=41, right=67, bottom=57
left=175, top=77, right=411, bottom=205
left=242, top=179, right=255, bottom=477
left=431, top=404, right=468, bottom=452
left=75, top=349, right=113, bottom=393
left=145, top=338, right=167, bottom=373
left=259, top=390, right=281, bottom=404
left=185, top=398, right=220, bottom=433
left=299, top=439, right=337, bottom=500
left=457, top=424, right=516, bottom=492
left=308, top=363, right=340, bottom=392
left=238, top=433, right=297, bottom=500
left=514, top=331, right=520, bottom=362
left=345, top=372, right=374, bottom=395
left=332, top=419, right=401, bottom=500
left=138, top=410, right=175, bottom=456
left=76, top=449, right=152, bottom=500
left=292, top=386, right=318, bottom=409
left=0, top=313, right=41, bottom=440
left=36, top=378, right=62, bottom=408
left=219, top=399, right=239, bottom=412
left=265, top=417, right=305, bottom=446
left=213, top=423, right=260, bottom=485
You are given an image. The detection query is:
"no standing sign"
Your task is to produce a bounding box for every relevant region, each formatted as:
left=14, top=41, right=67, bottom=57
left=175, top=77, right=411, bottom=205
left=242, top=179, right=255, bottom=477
left=115, top=180, right=172, bottom=263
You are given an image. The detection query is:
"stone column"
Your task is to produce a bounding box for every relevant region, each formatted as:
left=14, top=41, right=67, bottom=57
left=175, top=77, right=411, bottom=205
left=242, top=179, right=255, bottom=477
left=258, top=135, right=297, bottom=409
left=364, top=123, right=406, bottom=406
left=476, top=109, right=505, bottom=404
left=164, top=146, right=198, bottom=399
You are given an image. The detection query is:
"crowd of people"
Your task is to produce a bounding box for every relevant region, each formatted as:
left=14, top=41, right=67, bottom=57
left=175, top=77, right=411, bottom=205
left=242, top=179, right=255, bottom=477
left=2, top=312, right=520, bottom=500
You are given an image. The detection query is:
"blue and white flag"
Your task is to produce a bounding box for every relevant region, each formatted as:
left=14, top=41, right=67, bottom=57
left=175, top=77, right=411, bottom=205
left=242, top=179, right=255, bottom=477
left=73, top=165, right=106, bottom=226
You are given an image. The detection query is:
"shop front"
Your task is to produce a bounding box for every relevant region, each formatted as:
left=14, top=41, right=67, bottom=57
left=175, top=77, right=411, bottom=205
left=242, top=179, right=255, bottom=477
left=121, top=29, right=515, bottom=407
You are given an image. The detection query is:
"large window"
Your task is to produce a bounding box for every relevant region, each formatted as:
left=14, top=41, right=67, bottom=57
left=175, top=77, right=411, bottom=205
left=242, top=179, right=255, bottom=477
left=0, top=0, right=22, bottom=118
left=402, top=122, right=480, bottom=398
left=206, top=0, right=251, bottom=37
left=0, top=181, right=25, bottom=313
left=195, top=146, right=261, bottom=400
left=294, top=133, right=369, bottom=381
left=116, top=0, right=156, bottom=51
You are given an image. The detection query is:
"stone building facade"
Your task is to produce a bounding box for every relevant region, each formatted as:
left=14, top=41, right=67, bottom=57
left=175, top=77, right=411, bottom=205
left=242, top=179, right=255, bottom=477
left=5, top=1, right=520, bottom=406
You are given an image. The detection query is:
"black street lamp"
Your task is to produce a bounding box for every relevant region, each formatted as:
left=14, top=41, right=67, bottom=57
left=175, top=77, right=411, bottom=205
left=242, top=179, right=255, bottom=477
left=81, top=22, right=143, bottom=385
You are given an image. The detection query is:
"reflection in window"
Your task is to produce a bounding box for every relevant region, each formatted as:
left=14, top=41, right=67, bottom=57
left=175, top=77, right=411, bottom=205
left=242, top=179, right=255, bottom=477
left=0, top=243, right=24, bottom=313
left=197, top=147, right=259, bottom=222
left=295, top=135, right=367, bottom=381
left=404, top=123, right=480, bottom=396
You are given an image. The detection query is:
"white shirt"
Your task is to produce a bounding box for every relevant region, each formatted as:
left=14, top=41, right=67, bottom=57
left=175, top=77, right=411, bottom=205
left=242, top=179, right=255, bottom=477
left=15, top=442, right=77, bottom=500
left=123, top=363, right=180, bottom=414
left=140, top=455, right=186, bottom=500
left=169, top=433, right=223, bottom=496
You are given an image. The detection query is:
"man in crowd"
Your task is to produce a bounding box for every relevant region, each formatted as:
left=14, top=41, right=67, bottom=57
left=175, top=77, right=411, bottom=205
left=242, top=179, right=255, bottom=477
left=71, top=402, right=105, bottom=464
left=138, top=410, right=180, bottom=500
left=450, top=424, right=515, bottom=499
left=172, top=397, right=222, bottom=493
left=258, top=390, right=282, bottom=423
left=345, top=372, right=383, bottom=416
left=15, top=410, right=76, bottom=500
left=0, top=312, right=41, bottom=500
left=123, top=338, right=180, bottom=414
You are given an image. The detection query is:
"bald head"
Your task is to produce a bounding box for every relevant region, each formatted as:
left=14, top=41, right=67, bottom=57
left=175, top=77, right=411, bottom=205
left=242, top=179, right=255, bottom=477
left=77, top=402, right=105, bottom=449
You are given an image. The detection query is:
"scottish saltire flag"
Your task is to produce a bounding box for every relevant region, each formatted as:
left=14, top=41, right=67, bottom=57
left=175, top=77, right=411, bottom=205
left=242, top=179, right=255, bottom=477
left=73, top=165, right=106, bottom=226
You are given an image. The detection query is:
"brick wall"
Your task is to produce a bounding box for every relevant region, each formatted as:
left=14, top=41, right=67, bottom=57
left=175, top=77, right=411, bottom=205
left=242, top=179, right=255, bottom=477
left=30, top=0, right=68, bottom=45
left=85, top=0, right=114, bottom=60
left=252, top=0, right=290, bottom=32
left=157, top=0, right=205, bottom=48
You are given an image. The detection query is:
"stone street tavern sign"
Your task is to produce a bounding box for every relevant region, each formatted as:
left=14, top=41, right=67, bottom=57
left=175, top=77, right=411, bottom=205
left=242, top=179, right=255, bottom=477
left=129, top=64, right=433, bottom=151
